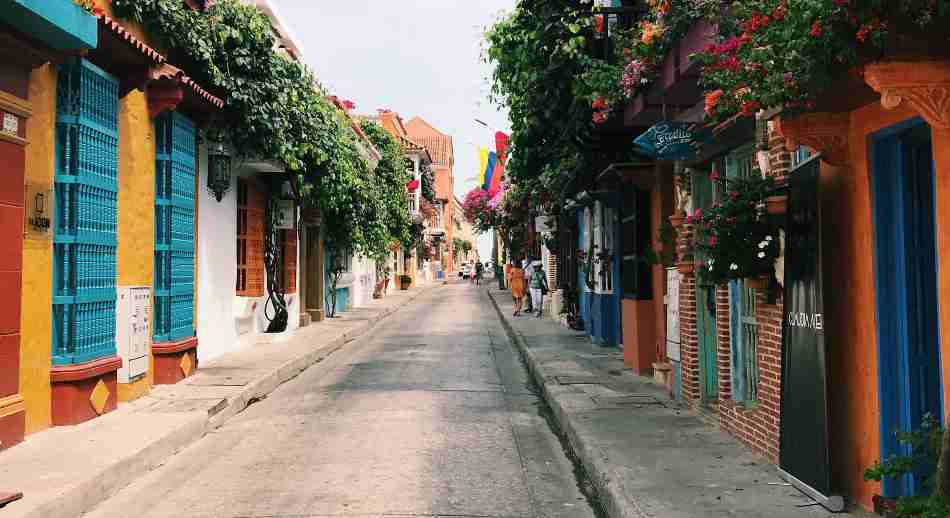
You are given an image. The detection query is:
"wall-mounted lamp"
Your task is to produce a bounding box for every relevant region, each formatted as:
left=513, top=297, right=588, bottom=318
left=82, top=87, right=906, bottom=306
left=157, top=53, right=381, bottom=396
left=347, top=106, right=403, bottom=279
left=31, top=192, right=50, bottom=231
left=207, top=140, right=232, bottom=202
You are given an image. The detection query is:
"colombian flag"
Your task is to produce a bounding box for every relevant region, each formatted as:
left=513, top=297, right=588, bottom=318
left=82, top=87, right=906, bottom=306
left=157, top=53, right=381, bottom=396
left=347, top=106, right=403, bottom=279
left=478, top=147, right=489, bottom=186
left=482, top=152, right=497, bottom=190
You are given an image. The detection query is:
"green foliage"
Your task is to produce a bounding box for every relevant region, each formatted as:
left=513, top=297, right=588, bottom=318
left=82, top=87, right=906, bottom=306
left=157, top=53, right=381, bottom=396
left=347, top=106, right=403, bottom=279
left=420, top=162, right=436, bottom=203
left=864, top=414, right=949, bottom=518
left=110, top=0, right=398, bottom=258
left=696, top=0, right=950, bottom=122
left=693, top=174, right=779, bottom=284
left=360, top=121, right=413, bottom=255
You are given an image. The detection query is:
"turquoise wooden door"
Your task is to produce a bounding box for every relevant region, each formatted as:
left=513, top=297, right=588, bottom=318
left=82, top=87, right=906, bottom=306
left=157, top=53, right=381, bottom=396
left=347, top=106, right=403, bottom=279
left=52, top=59, right=119, bottom=365
left=693, top=169, right=718, bottom=399
left=154, top=111, right=196, bottom=342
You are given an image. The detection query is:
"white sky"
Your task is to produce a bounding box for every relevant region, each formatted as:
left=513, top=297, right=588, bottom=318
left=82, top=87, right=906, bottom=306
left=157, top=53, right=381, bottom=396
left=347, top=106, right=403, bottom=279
left=271, top=0, right=515, bottom=260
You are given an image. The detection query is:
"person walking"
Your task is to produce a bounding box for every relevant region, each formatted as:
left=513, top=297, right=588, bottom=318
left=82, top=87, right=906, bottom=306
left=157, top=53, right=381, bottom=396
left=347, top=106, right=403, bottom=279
left=474, top=261, right=484, bottom=286
left=522, top=257, right=535, bottom=313
left=529, top=260, right=548, bottom=318
left=508, top=260, right=526, bottom=316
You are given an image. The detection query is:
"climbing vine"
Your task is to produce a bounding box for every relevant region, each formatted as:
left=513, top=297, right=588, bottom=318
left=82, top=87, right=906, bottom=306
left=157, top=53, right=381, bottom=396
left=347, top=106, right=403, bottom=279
left=109, top=0, right=395, bottom=258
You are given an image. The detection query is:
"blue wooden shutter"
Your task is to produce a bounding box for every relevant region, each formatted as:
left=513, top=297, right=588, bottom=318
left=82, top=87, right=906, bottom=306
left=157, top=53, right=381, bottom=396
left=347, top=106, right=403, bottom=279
left=154, top=111, right=196, bottom=342
left=52, top=59, right=119, bottom=365
left=729, top=281, right=745, bottom=403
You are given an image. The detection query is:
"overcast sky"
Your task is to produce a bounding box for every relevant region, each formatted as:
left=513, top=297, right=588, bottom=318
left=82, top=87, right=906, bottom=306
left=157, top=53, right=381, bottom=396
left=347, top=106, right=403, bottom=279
left=271, top=0, right=515, bottom=260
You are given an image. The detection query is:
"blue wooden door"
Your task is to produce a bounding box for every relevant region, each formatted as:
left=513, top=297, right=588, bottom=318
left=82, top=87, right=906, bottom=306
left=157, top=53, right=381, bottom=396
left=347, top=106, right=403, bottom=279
left=52, top=59, right=119, bottom=365
left=871, top=120, right=942, bottom=497
left=154, top=111, right=196, bottom=343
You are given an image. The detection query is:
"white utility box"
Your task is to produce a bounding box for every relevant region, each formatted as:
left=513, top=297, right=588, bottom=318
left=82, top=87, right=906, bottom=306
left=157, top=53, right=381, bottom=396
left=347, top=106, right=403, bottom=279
left=116, top=286, right=151, bottom=383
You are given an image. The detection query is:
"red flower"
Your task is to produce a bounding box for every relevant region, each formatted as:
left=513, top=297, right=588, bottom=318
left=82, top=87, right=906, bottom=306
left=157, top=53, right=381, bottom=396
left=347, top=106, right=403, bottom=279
left=705, top=89, right=724, bottom=116
left=708, top=236, right=717, bottom=246
left=740, top=100, right=761, bottom=116
left=592, top=96, right=607, bottom=109
left=709, top=169, right=720, bottom=181
left=739, top=33, right=753, bottom=46
left=730, top=191, right=739, bottom=200
left=771, top=5, right=786, bottom=21
left=834, top=0, right=848, bottom=5
left=810, top=21, right=823, bottom=37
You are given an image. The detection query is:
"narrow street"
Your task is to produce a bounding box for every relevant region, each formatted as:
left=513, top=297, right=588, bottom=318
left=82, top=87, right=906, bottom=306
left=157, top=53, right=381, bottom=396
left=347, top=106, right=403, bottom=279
left=83, top=282, right=596, bottom=518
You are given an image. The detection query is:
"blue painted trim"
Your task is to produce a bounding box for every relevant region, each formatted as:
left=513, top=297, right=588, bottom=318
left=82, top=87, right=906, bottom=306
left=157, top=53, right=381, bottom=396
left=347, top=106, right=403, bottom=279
left=3, top=0, right=97, bottom=51
left=870, top=117, right=942, bottom=497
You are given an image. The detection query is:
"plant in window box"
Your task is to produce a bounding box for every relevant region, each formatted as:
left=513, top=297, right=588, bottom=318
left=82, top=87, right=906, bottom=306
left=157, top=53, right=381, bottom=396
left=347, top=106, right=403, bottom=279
left=693, top=175, right=780, bottom=287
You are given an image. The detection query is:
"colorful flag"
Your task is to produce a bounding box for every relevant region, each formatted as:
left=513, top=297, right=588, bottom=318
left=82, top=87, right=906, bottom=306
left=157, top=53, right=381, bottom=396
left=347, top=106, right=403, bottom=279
left=491, top=132, right=509, bottom=191
left=478, top=147, right=489, bottom=186
left=483, top=152, right=497, bottom=189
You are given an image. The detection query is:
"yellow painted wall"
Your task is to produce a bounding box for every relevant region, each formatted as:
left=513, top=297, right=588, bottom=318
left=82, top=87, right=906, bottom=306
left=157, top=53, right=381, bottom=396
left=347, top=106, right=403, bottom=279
left=116, top=89, right=156, bottom=400
left=20, top=65, right=56, bottom=435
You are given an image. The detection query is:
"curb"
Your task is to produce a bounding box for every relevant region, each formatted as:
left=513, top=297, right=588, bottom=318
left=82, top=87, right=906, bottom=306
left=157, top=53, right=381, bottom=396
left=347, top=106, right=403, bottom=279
left=486, top=289, right=646, bottom=518
left=20, top=285, right=434, bottom=518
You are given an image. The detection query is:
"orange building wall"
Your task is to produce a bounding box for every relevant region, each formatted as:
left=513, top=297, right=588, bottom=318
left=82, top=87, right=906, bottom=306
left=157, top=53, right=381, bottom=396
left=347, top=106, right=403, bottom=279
left=934, top=125, right=950, bottom=423
left=821, top=101, right=920, bottom=510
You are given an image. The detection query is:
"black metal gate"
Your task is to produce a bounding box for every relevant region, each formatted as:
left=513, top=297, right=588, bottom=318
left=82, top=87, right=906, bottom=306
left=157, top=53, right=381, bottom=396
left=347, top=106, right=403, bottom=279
left=778, top=156, right=842, bottom=511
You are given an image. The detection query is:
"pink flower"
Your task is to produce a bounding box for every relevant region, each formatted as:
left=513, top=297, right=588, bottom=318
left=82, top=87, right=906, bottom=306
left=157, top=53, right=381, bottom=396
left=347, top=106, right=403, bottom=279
left=708, top=236, right=718, bottom=246
left=693, top=208, right=703, bottom=220
left=709, top=169, right=720, bottom=181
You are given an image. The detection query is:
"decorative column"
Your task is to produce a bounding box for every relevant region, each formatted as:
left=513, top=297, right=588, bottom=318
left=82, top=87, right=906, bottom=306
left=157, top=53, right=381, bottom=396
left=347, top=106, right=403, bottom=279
left=864, top=60, right=950, bottom=414
left=302, top=208, right=325, bottom=323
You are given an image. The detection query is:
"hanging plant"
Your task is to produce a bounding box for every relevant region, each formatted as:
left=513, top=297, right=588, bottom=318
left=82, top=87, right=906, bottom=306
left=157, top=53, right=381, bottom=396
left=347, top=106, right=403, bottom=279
left=693, top=174, right=780, bottom=284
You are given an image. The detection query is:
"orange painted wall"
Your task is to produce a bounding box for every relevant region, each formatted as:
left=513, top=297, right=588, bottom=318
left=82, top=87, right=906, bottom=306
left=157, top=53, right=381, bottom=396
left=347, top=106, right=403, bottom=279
left=821, top=101, right=920, bottom=510
left=933, top=126, right=950, bottom=424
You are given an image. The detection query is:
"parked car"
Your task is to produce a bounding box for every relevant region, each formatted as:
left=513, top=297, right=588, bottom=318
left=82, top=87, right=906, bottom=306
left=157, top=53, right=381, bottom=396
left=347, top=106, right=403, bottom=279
left=460, top=264, right=471, bottom=279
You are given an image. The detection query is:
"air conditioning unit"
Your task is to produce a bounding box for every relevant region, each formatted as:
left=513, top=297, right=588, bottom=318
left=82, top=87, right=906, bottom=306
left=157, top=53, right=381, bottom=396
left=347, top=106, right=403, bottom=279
left=116, top=287, right=151, bottom=383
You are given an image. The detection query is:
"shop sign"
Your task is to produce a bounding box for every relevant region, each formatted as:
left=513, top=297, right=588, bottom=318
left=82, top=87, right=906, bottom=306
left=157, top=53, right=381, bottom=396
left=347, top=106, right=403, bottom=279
left=632, top=121, right=708, bottom=161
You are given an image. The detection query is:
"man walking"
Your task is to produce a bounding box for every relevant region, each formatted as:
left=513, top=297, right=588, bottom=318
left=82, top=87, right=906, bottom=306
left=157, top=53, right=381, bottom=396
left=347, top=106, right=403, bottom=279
left=529, top=260, right=548, bottom=318
left=474, top=261, right=484, bottom=286
left=522, top=257, right=535, bottom=313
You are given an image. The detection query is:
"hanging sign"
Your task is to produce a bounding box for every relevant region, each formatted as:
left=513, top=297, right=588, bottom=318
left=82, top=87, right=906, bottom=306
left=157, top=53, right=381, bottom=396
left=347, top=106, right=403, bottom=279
left=632, top=121, right=708, bottom=161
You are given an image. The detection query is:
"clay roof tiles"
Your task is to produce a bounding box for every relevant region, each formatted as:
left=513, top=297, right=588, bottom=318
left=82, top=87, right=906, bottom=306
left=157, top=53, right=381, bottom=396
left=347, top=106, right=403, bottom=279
left=95, top=11, right=166, bottom=65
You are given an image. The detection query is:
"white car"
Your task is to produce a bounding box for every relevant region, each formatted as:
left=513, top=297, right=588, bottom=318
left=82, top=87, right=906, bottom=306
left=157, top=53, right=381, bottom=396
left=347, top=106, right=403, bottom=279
left=460, top=264, right=471, bottom=279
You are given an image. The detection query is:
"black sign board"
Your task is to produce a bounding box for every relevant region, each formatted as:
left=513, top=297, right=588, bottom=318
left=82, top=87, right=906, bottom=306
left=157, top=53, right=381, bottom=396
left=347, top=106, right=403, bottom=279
left=778, top=156, right=842, bottom=510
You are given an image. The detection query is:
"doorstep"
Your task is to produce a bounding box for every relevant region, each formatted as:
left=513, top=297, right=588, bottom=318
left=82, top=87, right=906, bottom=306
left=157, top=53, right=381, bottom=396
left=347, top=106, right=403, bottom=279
left=0, top=285, right=435, bottom=518
left=486, top=288, right=870, bottom=518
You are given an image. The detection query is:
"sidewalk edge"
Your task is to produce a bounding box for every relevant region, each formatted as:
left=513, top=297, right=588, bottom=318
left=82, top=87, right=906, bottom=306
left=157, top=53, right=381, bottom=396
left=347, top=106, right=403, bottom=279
left=486, top=288, right=646, bottom=518
left=22, top=285, right=434, bottom=518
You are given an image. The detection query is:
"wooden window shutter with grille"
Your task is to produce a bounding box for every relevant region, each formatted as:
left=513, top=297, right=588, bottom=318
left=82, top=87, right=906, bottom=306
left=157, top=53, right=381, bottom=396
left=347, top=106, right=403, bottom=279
left=236, top=178, right=265, bottom=296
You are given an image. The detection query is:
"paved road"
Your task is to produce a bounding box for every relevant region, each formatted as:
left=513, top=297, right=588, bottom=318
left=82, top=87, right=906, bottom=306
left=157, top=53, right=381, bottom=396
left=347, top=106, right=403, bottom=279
left=85, top=282, right=596, bottom=518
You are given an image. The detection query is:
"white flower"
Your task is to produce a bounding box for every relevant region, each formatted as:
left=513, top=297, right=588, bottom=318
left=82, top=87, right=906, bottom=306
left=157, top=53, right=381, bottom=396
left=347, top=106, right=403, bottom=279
left=730, top=263, right=738, bottom=271
left=765, top=235, right=773, bottom=242
left=757, top=251, right=766, bottom=259
left=708, top=258, right=715, bottom=265
left=708, top=264, right=714, bottom=271
left=758, top=241, right=766, bottom=249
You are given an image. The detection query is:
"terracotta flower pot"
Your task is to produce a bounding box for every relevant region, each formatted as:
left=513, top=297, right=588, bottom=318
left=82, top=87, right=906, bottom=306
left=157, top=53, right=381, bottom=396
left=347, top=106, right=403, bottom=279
left=676, top=262, right=695, bottom=274
left=744, top=275, right=769, bottom=290
left=765, top=195, right=788, bottom=216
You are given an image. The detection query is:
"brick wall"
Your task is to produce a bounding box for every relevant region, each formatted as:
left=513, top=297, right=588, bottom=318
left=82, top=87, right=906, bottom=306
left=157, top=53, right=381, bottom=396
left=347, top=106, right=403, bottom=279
left=715, top=123, right=792, bottom=464
left=717, top=289, right=784, bottom=464
left=679, top=269, right=700, bottom=403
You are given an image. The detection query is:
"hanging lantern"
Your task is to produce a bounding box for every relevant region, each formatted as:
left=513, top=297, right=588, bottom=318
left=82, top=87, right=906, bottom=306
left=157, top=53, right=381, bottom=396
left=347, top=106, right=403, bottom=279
left=207, top=140, right=232, bottom=202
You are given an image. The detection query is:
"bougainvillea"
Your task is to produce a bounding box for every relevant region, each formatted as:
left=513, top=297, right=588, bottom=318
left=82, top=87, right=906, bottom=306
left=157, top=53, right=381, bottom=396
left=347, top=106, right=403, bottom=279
left=696, top=0, right=950, bottom=122
left=462, top=187, right=498, bottom=232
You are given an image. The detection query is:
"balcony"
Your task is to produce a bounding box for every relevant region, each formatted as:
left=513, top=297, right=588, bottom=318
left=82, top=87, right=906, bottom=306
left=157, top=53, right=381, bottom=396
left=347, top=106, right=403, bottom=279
left=406, top=192, right=423, bottom=223
left=624, top=19, right=717, bottom=127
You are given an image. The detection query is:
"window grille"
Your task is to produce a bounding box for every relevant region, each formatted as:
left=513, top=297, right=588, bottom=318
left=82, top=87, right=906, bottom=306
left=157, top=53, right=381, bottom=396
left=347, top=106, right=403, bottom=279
left=236, top=178, right=265, bottom=296
left=725, top=143, right=760, bottom=404
left=52, top=59, right=119, bottom=365
left=154, top=111, right=196, bottom=342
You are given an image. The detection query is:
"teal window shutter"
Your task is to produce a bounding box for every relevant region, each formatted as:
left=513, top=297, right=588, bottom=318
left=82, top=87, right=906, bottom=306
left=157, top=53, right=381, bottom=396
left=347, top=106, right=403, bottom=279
left=729, top=281, right=744, bottom=403
left=154, top=111, right=196, bottom=342
left=52, top=58, right=119, bottom=365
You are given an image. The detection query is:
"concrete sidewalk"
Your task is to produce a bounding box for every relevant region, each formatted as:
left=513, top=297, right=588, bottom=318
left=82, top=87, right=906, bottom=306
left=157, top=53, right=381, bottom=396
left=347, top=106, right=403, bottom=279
left=0, top=285, right=435, bottom=518
left=486, top=288, right=854, bottom=518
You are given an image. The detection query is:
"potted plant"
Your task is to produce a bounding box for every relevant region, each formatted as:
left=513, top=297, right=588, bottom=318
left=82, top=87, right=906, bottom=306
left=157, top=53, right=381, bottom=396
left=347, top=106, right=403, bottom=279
left=693, top=175, right=781, bottom=287
left=399, top=274, right=412, bottom=290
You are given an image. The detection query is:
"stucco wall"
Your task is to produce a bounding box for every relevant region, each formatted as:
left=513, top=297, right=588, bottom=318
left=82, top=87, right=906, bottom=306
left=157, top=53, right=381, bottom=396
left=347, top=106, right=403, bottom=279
left=116, top=90, right=156, bottom=400
left=822, top=101, right=920, bottom=509
left=20, top=65, right=56, bottom=434
left=196, top=153, right=238, bottom=363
